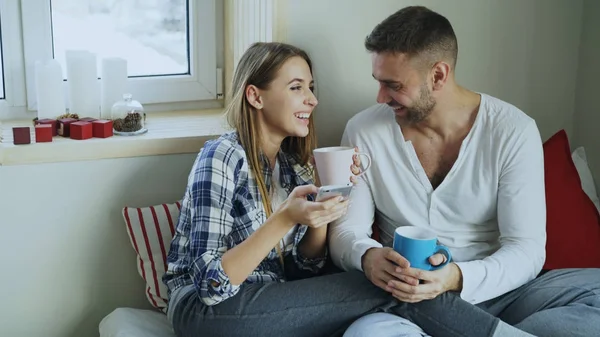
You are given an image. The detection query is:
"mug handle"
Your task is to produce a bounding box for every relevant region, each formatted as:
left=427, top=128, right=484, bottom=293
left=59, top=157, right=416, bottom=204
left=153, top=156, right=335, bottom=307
left=430, top=245, right=452, bottom=271
left=354, top=152, right=372, bottom=177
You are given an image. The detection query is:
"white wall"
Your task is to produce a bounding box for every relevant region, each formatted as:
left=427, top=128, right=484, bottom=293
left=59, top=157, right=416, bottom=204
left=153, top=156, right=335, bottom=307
left=0, top=153, right=197, bottom=337
left=574, top=0, right=600, bottom=188
left=286, top=0, right=584, bottom=146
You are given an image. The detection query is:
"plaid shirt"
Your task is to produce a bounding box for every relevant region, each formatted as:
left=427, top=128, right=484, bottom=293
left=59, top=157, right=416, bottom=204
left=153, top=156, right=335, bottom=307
left=163, top=132, right=327, bottom=306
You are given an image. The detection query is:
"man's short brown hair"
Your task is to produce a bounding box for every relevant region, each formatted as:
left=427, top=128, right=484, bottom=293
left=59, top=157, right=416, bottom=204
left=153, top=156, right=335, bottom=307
left=365, top=6, right=458, bottom=70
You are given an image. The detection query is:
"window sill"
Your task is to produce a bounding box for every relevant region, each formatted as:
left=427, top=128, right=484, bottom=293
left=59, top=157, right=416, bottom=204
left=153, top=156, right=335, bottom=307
left=0, top=109, right=229, bottom=166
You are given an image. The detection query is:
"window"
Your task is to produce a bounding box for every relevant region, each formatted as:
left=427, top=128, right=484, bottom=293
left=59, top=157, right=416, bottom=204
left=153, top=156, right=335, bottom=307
left=0, top=0, right=27, bottom=118
left=50, top=0, right=190, bottom=78
left=21, top=0, right=219, bottom=111
left=0, top=32, right=5, bottom=99
left=0, top=0, right=277, bottom=120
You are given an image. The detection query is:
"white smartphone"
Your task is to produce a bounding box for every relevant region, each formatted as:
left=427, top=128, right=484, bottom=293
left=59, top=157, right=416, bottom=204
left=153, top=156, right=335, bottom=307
left=315, top=183, right=354, bottom=202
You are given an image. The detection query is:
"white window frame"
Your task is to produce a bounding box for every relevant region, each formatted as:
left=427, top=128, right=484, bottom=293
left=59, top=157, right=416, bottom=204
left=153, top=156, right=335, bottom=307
left=0, top=0, right=27, bottom=117
left=20, top=0, right=218, bottom=112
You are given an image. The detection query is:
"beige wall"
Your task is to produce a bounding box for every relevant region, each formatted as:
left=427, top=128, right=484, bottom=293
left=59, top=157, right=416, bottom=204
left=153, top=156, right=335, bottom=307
left=574, top=0, right=600, bottom=189
left=0, top=154, right=197, bottom=337
left=286, top=0, right=584, bottom=146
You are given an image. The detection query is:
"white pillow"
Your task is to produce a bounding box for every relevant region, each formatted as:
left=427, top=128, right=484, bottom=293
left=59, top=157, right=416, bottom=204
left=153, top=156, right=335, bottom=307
left=99, top=308, right=176, bottom=337
left=572, top=147, right=600, bottom=212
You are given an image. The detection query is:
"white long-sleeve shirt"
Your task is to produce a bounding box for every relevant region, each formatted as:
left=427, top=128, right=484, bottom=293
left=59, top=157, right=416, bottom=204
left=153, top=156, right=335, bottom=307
left=329, top=93, right=546, bottom=304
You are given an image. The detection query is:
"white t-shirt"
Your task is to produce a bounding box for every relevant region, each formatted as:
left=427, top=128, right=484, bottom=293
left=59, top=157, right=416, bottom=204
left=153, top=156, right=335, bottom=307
left=271, top=159, right=296, bottom=252
left=329, top=93, right=546, bottom=304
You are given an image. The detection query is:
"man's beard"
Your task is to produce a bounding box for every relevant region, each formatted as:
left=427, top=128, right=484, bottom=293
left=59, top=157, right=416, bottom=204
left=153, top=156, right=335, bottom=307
left=391, top=84, right=436, bottom=125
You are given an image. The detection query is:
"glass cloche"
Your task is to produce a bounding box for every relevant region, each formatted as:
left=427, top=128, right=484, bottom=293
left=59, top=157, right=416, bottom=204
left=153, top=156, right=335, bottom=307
left=111, top=93, right=147, bottom=136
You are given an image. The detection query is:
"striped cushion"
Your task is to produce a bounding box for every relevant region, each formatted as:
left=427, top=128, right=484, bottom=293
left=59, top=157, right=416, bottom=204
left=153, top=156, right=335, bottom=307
left=122, top=201, right=181, bottom=312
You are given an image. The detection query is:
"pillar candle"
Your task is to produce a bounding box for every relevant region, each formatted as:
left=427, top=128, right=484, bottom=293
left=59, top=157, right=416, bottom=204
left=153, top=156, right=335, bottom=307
left=35, top=59, right=66, bottom=119
left=65, top=50, right=100, bottom=118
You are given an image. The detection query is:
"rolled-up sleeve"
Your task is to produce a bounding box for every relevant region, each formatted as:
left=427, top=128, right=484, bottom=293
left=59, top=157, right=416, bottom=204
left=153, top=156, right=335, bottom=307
left=289, top=164, right=328, bottom=275
left=185, top=142, right=243, bottom=306
left=292, top=242, right=328, bottom=274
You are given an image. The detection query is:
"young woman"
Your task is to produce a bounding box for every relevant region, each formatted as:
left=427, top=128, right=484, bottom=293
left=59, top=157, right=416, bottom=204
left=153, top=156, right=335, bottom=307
left=163, top=42, right=533, bottom=337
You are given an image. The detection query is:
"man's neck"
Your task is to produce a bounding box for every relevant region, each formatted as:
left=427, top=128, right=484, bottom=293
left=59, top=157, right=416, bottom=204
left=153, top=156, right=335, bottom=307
left=408, top=86, right=480, bottom=142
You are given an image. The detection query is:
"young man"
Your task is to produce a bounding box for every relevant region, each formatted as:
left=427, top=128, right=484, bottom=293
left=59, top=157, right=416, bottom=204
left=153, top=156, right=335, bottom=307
left=330, top=6, right=600, bottom=337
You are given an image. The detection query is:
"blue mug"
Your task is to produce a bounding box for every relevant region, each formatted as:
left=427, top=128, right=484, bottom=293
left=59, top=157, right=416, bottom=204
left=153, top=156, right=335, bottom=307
left=393, top=226, right=452, bottom=271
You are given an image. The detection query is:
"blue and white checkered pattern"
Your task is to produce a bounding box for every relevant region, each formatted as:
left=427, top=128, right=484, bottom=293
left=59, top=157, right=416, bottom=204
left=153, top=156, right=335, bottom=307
left=163, top=132, right=326, bottom=306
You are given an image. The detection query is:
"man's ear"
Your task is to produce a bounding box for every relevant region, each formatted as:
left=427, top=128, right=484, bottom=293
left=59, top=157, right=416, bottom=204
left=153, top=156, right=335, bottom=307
left=431, top=61, right=451, bottom=91
left=246, top=84, right=263, bottom=110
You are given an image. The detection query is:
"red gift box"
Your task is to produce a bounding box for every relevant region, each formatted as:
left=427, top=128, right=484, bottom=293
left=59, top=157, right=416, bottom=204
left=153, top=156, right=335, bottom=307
left=92, top=119, right=113, bottom=138
left=79, top=117, right=97, bottom=123
left=35, top=124, right=53, bottom=143
left=70, top=121, right=93, bottom=140
left=35, top=118, right=58, bottom=136
left=58, top=118, right=77, bottom=137
left=12, top=127, right=31, bottom=145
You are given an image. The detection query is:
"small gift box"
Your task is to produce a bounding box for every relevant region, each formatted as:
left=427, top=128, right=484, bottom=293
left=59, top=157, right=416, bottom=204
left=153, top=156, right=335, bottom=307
left=57, top=118, right=78, bottom=137
left=34, top=118, right=58, bottom=136
left=35, top=124, right=53, bottom=143
left=79, top=117, right=97, bottom=123
left=70, top=121, right=93, bottom=140
left=92, top=119, right=113, bottom=138
left=13, top=127, right=31, bottom=145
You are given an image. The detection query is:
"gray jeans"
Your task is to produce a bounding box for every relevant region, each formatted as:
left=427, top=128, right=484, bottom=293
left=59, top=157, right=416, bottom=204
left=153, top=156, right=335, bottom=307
left=170, top=270, right=504, bottom=337
left=477, top=268, right=600, bottom=336
left=346, top=268, right=600, bottom=337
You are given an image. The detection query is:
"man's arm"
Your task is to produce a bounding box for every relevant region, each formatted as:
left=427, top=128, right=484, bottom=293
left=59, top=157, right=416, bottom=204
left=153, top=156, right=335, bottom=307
left=455, top=120, right=546, bottom=304
left=328, top=129, right=382, bottom=271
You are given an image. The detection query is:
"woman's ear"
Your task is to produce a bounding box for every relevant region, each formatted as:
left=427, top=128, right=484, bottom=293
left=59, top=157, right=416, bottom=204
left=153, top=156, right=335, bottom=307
left=245, top=85, right=263, bottom=110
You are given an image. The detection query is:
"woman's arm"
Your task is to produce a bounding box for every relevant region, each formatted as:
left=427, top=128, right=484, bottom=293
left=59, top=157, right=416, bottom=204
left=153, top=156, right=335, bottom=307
left=226, top=184, right=345, bottom=282
left=168, top=141, right=244, bottom=307
left=222, top=211, right=294, bottom=285
left=295, top=162, right=329, bottom=260
left=297, top=226, right=328, bottom=259
left=297, top=152, right=358, bottom=263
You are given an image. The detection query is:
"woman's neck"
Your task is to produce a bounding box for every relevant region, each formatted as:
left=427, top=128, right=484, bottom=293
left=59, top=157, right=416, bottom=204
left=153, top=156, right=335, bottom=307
left=256, top=115, right=285, bottom=170
left=261, top=135, right=284, bottom=170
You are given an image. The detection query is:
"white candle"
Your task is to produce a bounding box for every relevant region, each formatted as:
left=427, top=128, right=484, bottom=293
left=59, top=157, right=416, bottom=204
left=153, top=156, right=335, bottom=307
left=101, top=57, right=128, bottom=120
left=35, top=59, right=66, bottom=119
left=65, top=50, right=100, bottom=118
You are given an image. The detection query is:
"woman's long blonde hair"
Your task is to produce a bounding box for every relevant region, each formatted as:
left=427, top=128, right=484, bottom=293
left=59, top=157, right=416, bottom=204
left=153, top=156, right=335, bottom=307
left=225, top=42, right=317, bottom=263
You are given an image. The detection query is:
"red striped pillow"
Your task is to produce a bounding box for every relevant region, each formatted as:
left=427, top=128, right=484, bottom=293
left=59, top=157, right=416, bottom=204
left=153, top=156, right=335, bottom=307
left=122, top=201, right=181, bottom=312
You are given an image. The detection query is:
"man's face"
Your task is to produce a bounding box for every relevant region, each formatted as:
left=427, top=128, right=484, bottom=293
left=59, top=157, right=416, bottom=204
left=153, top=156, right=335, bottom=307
left=371, top=52, right=436, bottom=125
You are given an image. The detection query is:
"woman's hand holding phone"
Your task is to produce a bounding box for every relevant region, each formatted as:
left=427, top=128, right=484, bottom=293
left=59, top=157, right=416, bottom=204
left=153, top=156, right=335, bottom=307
left=278, top=184, right=348, bottom=229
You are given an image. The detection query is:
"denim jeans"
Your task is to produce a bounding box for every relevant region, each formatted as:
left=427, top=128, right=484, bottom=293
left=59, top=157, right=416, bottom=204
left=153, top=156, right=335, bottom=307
left=345, top=268, right=600, bottom=337
left=170, top=270, right=506, bottom=337
left=478, top=268, right=600, bottom=336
